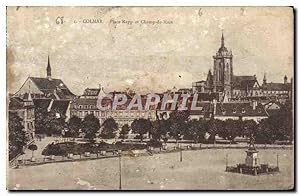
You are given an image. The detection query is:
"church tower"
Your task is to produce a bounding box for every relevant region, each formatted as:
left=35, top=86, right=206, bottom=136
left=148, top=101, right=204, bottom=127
left=47, top=55, right=52, bottom=80
left=212, top=31, right=233, bottom=97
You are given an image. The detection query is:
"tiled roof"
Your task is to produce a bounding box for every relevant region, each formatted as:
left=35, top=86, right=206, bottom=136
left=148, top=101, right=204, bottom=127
left=32, top=98, right=52, bottom=110
left=33, top=98, right=70, bottom=114
left=232, top=75, right=258, bottom=90
left=189, top=102, right=211, bottom=118
left=29, top=77, right=75, bottom=99
left=215, top=102, right=268, bottom=117
left=261, top=83, right=291, bottom=91
left=9, top=97, right=24, bottom=110
left=51, top=100, right=70, bottom=114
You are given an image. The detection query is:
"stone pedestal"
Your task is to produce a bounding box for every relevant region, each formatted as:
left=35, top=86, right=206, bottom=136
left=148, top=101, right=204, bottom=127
left=245, top=149, right=259, bottom=167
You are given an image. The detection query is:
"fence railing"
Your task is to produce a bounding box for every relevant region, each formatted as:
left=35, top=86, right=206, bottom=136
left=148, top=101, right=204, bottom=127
left=10, top=143, right=293, bottom=169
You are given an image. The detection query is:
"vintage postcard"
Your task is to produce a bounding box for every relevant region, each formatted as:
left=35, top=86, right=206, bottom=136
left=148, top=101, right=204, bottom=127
left=7, top=6, right=294, bottom=190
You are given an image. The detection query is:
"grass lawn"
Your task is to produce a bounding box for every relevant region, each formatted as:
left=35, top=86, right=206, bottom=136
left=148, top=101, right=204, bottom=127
left=8, top=148, right=294, bottom=190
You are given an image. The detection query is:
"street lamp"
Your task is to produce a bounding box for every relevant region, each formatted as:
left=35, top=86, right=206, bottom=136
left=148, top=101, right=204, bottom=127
left=119, top=152, right=122, bottom=190
left=180, top=149, right=183, bottom=162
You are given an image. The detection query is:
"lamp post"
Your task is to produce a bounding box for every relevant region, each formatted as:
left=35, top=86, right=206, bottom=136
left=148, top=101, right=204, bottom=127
left=225, top=153, right=228, bottom=171
left=119, top=153, right=122, bottom=190
left=226, top=153, right=228, bottom=167
left=277, top=153, right=279, bottom=168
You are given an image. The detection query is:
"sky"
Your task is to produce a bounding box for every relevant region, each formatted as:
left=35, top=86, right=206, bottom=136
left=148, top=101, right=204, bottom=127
left=7, top=6, right=294, bottom=95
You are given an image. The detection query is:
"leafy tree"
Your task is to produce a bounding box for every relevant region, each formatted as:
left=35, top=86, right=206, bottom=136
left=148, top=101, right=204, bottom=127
left=131, top=118, right=152, bottom=142
left=168, top=111, right=189, bottom=142
left=149, top=120, right=160, bottom=141
left=48, top=109, right=66, bottom=135
left=119, top=124, right=130, bottom=139
left=35, top=108, right=66, bottom=136
left=28, top=144, right=38, bottom=159
left=255, top=119, right=275, bottom=144
left=81, top=114, right=100, bottom=142
left=34, top=108, right=48, bottom=135
left=160, top=119, right=171, bottom=142
left=254, top=102, right=293, bottom=144
left=242, top=120, right=257, bottom=138
left=185, top=119, right=207, bottom=143
left=66, top=115, right=81, bottom=138
left=206, top=119, right=223, bottom=142
left=101, top=117, right=118, bottom=139
left=8, top=112, right=28, bottom=160
left=218, top=119, right=242, bottom=143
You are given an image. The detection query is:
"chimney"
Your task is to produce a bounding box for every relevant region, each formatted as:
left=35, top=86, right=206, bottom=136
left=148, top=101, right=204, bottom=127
left=252, top=100, right=257, bottom=110
left=213, top=99, right=217, bottom=115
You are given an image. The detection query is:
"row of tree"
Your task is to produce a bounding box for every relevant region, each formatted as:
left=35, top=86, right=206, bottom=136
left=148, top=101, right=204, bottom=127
left=119, top=102, right=293, bottom=144
left=33, top=102, right=294, bottom=144
left=9, top=101, right=293, bottom=160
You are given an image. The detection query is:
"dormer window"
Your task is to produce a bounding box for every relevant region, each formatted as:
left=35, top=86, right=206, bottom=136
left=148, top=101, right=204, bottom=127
left=221, top=108, right=226, bottom=114
left=258, top=109, right=262, bottom=113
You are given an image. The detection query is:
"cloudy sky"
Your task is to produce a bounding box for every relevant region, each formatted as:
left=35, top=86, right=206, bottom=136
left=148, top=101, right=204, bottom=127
left=7, top=6, right=293, bottom=95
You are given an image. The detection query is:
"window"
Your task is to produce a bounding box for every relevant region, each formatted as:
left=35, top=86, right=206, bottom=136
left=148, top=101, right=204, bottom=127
left=79, top=111, right=82, bottom=117
left=258, top=109, right=262, bottom=113
left=96, top=111, right=99, bottom=117
left=221, top=108, right=226, bottom=115
left=84, top=111, right=88, bottom=116
left=241, top=108, right=245, bottom=114
left=79, top=105, right=83, bottom=109
left=233, top=109, right=236, bottom=114
left=90, top=105, right=93, bottom=109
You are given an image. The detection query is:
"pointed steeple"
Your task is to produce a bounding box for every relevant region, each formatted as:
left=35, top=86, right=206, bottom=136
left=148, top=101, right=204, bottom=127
left=263, top=73, right=267, bottom=85
left=47, top=55, right=51, bottom=80
left=221, top=30, right=225, bottom=48
left=284, top=75, right=288, bottom=84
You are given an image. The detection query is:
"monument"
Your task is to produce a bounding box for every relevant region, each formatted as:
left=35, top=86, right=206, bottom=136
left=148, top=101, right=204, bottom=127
left=226, top=135, right=279, bottom=176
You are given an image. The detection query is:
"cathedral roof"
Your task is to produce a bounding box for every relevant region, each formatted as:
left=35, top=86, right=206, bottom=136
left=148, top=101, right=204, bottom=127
left=29, top=77, right=75, bottom=99
left=232, top=75, right=258, bottom=90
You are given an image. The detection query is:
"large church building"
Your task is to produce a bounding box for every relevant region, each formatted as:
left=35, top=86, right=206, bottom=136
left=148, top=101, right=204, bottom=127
left=192, top=32, right=291, bottom=103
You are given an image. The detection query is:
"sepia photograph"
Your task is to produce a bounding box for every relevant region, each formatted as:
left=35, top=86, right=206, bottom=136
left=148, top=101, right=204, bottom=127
left=6, top=6, right=294, bottom=190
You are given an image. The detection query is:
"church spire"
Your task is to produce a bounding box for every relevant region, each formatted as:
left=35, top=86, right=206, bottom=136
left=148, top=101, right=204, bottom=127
left=221, top=30, right=225, bottom=48
left=263, top=73, right=267, bottom=85
left=47, top=55, right=51, bottom=80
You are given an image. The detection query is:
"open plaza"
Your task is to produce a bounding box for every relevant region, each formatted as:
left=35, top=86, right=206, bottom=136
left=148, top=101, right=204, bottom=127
left=8, top=148, right=293, bottom=190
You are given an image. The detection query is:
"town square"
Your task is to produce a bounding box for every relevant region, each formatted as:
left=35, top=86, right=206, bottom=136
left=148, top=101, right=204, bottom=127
left=6, top=6, right=294, bottom=190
